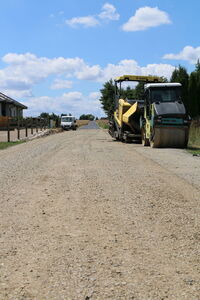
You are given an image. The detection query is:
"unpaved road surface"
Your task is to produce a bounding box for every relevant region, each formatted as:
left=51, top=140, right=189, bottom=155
left=0, top=129, right=200, bottom=299
left=79, top=121, right=99, bottom=130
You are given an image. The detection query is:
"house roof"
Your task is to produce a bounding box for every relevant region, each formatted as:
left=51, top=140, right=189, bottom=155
left=0, top=92, right=27, bottom=109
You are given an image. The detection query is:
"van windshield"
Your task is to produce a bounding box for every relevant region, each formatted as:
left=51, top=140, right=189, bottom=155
left=150, top=88, right=181, bottom=103
left=62, top=117, right=73, bottom=122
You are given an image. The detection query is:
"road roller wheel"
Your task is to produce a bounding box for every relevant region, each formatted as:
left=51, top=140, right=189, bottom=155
left=150, top=139, right=157, bottom=148
left=150, top=127, right=187, bottom=148
left=150, top=129, right=161, bottom=148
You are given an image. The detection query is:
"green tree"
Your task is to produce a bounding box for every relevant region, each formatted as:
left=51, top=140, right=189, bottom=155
left=79, top=114, right=86, bottom=120
left=188, top=61, right=200, bottom=117
left=99, top=80, right=115, bottom=118
left=79, top=114, right=95, bottom=120
left=170, top=65, right=189, bottom=111
left=49, top=112, right=59, bottom=121
left=189, top=72, right=198, bottom=117
left=195, top=60, right=200, bottom=116
left=135, top=82, right=145, bottom=99
left=124, top=86, right=135, bottom=99
left=39, top=112, right=50, bottom=119
left=88, top=114, right=95, bottom=120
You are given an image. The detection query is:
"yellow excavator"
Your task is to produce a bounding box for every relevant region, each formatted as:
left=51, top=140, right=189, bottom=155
left=108, top=75, right=190, bottom=148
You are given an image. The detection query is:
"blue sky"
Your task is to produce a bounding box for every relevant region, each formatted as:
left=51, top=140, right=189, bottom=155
left=0, top=0, right=199, bottom=117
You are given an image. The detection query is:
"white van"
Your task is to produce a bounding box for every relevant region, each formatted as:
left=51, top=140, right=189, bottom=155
left=61, top=116, right=77, bottom=130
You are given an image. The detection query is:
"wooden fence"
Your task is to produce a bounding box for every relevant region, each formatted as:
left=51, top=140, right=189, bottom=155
left=0, top=117, right=49, bottom=142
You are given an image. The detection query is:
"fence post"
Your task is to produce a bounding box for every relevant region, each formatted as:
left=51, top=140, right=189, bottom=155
left=25, top=119, right=28, bottom=137
left=17, top=117, right=20, bottom=140
left=31, top=118, right=33, bottom=135
left=36, top=118, right=38, bottom=133
left=7, top=118, right=10, bottom=142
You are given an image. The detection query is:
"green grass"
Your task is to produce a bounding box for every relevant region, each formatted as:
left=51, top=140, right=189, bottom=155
left=0, top=141, right=25, bottom=150
left=187, top=147, right=200, bottom=155
left=187, top=123, right=200, bottom=154
left=96, top=120, right=109, bottom=129
left=188, top=125, right=200, bottom=147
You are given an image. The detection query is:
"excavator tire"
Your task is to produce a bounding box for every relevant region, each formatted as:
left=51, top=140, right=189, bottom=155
left=150, top=127, right=188, bottom=148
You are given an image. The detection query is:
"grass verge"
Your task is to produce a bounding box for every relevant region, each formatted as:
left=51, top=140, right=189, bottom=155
left=96, top=120, right=109, bottom=129
left=189, top=124, right=200, bottom=146
left=187, top=121, right=200, bottom=155
left=0, top=141, right=25, bottom=150
left=187, top=147, right=200, bottom=155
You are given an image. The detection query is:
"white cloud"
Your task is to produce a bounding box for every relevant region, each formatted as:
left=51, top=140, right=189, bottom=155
left=141, top=63, right=175, bottom=79
left=100, top=59, right=174, bottom=82
left=122, top=6, right=171, bottom=32
left=0, top=52, right=176, bottom=101
left=0, top=52, right=175, bottom=118
left=76, top=65, right=102, bottom=80
left=1, top=89, right=33, bottom=98
left=0, top=53, right=87, bottom=97
left=51, top=79, right=73, bottom=90
left=66, top=3, right=119, bottom=28
left=99, top=3, right=120, bottom=21
left=89, top=92, right=101, bottom=100
left=65, top=16, right=100, bottom=28
left=163, top=46, right=200, bottom=64
left=23, top=91, right=104, bottom=118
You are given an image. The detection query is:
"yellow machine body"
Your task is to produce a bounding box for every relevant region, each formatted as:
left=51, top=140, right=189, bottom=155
left=114, top=99, right=141, bottom=134
left=115, top=75, right=163, bottom=83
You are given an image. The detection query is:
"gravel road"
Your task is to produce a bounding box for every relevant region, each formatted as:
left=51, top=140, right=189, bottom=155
left=79, top=121, right=100, bottom=130
left=0, top=129, right=200, bottom=299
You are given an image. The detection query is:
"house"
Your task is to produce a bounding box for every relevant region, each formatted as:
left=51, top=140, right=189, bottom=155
left=0, top=92, right=27, bottom=118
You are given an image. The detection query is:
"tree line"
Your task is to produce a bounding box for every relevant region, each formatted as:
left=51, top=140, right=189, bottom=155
left=39, top=112, right=96, bottom=121
left=99, top=61, right=200, bottom=119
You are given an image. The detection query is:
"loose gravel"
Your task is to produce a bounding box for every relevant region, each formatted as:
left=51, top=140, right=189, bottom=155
left=0, top=129, right=200, bottom=299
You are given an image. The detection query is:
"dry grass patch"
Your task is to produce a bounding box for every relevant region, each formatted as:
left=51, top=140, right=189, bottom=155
left=96, top=119, right=109, bottom=129
left=76, top=120, right=90, bottom=127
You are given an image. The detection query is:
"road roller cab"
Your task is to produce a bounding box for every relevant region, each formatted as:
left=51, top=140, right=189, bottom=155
left=142, top=83, right=190, bottom=147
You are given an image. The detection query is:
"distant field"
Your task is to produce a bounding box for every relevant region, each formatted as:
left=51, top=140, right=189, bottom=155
left=96, top=119, right=109, bottom=129
left=76, top=120, right=90, bottom=127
